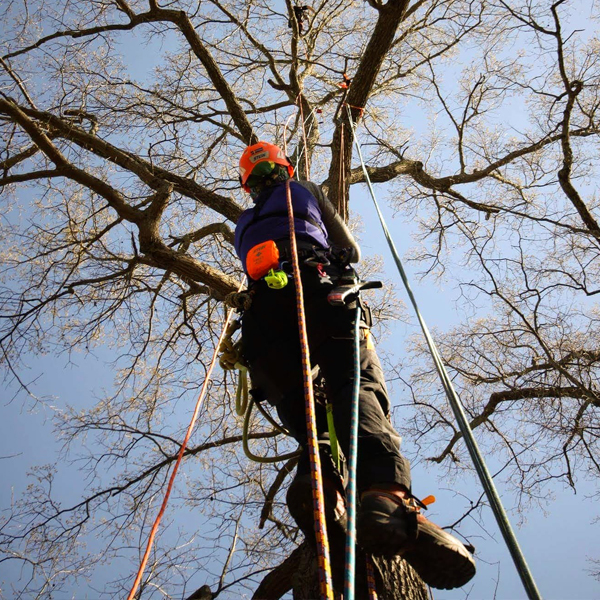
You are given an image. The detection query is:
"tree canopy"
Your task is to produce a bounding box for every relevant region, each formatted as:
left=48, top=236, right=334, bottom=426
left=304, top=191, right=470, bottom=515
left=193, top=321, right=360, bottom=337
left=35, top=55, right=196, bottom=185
left=1, top=0, right=599, bottom=597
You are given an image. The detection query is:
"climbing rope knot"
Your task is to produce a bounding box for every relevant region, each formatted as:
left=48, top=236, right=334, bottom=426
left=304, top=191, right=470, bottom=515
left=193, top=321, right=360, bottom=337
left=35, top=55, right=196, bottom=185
left=218, top=319, right=250, bottom=417
left=218, top=319, right=244, bottom=371
left=224, top=290, right=253, bottom=311
left=343, top=102, right=365, bottom=120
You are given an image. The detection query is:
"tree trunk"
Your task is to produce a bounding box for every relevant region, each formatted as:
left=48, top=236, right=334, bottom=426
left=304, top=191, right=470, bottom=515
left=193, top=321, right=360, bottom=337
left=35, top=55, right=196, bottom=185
left=253, top=542, right=428, bottom=600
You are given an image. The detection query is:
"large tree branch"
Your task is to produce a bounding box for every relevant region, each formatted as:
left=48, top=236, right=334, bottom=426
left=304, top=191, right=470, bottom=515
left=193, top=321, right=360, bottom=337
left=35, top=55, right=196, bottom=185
left=0, top=99, right=241, bottom=298
left=0, top=57, right=37, bottom=109
left=494, top=1, right=600, bottom=234
left=0, top=168, right=65, bottom=185
left=326, top=0, right=411, bottom=213
left=353, top=128, right=598, bottom=188
left=3, top=5, right=255, bottom=143
left=251, top=544, right=305, bottom=600
left=9, top=103, right=243, bottom=223
left=170, top=223, right=236, bottom=249
left=259, top=456, right=299, bottom=529
left=141, top=7, right=256, bottom=143
left=0, top=141, right=47, bottom=172
left=2, top=11, right=151, bottom=61
left=137, top=246, right=239, bottom=299
left=345, top=127, right=600, bottom=221
left=0, top=98, right=142, bottom=223
left=431, top=384, right=598, bottom=463
left=459, top=348, right=600, bottom=386
left=550, top=2, right=599, bottom=231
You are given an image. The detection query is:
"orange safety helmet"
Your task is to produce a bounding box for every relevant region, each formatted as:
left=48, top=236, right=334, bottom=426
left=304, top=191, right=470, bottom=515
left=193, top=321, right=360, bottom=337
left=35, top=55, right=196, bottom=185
left=239, top=142, right=294, bottom=192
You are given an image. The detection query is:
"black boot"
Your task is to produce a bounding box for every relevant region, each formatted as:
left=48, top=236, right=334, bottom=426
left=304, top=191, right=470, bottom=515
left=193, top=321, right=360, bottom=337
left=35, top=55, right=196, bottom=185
left=357, top=489, right=476, bottom=590
left=286, top=473, right=347, bottom=549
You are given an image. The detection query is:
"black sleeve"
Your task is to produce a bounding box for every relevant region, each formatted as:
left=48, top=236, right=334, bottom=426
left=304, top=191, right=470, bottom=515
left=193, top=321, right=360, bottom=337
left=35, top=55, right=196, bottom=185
left=297, top=180, right=361, bottom=263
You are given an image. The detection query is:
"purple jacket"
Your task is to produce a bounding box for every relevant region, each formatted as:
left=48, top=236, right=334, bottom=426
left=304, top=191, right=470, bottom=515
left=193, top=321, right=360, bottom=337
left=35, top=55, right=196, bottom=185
left=234, top=181, right=330, bottom=273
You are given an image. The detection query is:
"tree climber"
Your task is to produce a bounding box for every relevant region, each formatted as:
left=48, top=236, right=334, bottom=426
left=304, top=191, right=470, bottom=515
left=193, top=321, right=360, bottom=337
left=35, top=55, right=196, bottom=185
left=234, top=141, right=476, bottom=590
left=288, top=5, right=311, bottom=35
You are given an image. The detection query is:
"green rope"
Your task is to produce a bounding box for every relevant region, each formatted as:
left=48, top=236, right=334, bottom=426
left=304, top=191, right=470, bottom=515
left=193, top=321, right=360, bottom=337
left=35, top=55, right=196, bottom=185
left=219, top=321, right=298, bottom=462
left=235, top=364, right=249, bottom=417
left=242, top=397, right=302, bottom=464
left=325, top=403, right=340, bottom=471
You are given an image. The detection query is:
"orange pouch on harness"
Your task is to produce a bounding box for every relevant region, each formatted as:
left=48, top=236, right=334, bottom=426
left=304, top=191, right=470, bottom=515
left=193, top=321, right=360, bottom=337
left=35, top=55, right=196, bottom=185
left=246, top=240, right=280, bottom=280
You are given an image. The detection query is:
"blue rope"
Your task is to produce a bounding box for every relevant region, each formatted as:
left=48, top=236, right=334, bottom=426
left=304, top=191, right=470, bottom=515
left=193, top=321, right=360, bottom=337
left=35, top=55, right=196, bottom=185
left=345, top=105, right=541, bottom=600
left=344, top=305, right=362, bottom=600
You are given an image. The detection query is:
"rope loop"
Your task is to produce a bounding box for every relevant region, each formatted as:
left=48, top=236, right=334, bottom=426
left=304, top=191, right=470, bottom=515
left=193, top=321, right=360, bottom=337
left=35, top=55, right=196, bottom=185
left=224, top=290, right=253, bottom=311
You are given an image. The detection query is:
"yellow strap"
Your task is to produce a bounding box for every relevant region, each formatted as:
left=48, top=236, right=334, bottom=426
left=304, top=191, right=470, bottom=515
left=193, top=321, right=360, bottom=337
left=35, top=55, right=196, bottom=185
left=326, top=403, right=340, bottom=471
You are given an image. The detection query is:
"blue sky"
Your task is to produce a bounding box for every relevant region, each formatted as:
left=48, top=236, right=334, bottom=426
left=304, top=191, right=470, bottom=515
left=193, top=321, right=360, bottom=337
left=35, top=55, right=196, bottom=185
left=2, top=183, right=598, bottom=599
left=2, top=2, right=600, bottom=598
left=356, top=189, right=600, bottom=600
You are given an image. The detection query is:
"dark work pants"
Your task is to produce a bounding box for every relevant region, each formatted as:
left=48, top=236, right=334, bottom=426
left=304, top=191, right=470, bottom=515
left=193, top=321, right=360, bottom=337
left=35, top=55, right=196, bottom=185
left=241, top=264, right=411, bottom=494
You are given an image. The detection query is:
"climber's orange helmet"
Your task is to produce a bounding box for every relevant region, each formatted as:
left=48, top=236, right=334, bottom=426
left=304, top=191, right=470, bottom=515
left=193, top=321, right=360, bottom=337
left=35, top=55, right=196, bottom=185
left=239, top=142, right=294, bottom=192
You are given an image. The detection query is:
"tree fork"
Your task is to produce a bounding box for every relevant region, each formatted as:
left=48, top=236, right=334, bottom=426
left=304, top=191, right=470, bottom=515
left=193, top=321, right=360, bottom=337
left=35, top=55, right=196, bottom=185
left=326, top=0, right=411, bottom=215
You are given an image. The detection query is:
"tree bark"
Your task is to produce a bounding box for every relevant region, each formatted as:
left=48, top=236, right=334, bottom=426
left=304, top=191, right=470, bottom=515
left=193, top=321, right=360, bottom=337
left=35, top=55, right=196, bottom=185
left=254, top=542, right=428, bottom=600
left=326, top=0, right=411, bottom=215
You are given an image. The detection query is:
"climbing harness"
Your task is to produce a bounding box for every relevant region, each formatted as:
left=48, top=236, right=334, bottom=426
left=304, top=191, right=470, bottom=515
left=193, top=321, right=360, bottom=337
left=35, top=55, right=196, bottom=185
left=218, top=319, right=301, bottom=463
left=345, top=104, right=542, bottom=600
left=284, top=178, right=334, bottom=600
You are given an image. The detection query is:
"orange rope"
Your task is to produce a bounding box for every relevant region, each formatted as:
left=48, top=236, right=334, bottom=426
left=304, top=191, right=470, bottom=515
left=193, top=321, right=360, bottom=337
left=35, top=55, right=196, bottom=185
left=127, top=299, right=241, bottom=600
left=344, top=102, right=366, bottom=120
left=366, top=555, right=378, bottom=599
left=285, top=179, right=334, bottom=600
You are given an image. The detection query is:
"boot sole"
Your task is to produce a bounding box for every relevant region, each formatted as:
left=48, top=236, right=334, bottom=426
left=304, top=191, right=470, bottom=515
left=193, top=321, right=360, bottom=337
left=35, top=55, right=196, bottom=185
left=403, top=519, right=476, bottom=589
